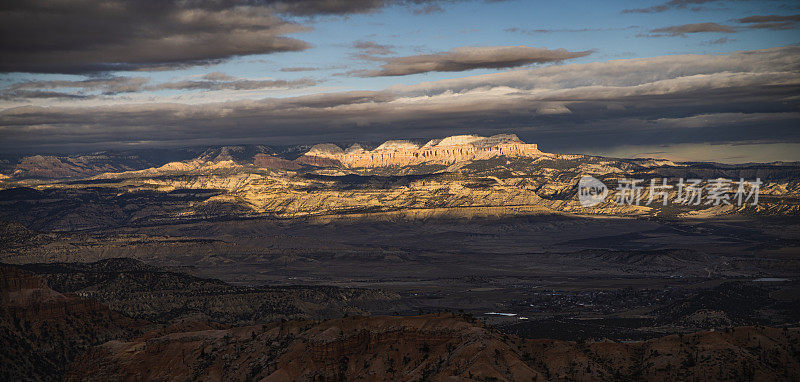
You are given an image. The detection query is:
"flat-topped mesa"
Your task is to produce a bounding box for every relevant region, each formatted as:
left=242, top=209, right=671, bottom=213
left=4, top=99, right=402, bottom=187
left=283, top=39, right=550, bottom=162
left=299, top=134, right=543, bottom=168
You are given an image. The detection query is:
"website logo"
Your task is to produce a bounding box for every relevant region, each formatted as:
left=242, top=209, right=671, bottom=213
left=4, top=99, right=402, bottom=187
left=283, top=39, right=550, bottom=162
left=578, top=175, right=608, bottom=207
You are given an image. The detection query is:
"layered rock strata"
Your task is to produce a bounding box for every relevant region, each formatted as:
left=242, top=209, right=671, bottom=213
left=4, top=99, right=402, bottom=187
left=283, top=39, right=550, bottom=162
left=299, top=134, right=544, bottom=168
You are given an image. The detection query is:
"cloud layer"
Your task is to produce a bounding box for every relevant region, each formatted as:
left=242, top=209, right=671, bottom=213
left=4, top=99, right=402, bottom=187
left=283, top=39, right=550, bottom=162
left=622, top=0, right=719, bottom=14
left=1, top=77, right=149, bottom=99
left=151, top=78, right=317, bottom=92
left=1, top=46, right=798, bottom=155
left=354, top=46, right=593, bottom=76
left=0, top=0, right=512, bottom=74
left=353, top=41, right=397, bottom=55
left=1, top=74, right=316, bottom=100
left=267, top=0, right=504, bottom=16
left=0, top=0, right=312, bottom=74
left=736, top=14, right=800, bottom=30
left=648, top=22, right=736, bottom=36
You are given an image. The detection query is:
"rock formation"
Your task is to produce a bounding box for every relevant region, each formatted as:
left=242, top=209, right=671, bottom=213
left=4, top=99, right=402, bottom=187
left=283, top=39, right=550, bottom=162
left=253, top=153, right=302, bottom=170
left=19, top=258, right=400, bottom=325
left=11, top=155, right=132, bottom=179
left=65, top=313, right=800, bottom=381
left=0, top=265, right=145, bottom=381
left=299, top=134, right=545, bottom=168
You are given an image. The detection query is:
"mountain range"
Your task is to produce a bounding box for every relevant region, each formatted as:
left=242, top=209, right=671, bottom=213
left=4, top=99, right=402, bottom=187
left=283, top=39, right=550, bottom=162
left=2, top=134, right=800, bottom=380
left=1, top=135, right=798, bottom=234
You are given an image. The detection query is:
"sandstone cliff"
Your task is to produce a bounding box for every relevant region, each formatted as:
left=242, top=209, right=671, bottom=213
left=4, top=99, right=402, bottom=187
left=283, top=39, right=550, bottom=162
left=299, top=134, right=545, bottom=168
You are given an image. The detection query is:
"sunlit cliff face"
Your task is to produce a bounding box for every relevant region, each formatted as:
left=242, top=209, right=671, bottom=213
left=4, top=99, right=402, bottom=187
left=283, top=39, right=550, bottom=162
left=299, top=134, right=544, bottom=168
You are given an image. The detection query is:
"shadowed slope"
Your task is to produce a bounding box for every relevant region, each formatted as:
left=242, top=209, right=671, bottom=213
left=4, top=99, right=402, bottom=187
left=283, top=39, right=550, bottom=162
left=67, top=314, right=800, bottom=381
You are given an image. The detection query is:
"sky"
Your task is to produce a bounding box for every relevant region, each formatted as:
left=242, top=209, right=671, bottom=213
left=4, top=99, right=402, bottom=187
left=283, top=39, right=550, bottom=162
left=0, top=0, right=799, bottom=163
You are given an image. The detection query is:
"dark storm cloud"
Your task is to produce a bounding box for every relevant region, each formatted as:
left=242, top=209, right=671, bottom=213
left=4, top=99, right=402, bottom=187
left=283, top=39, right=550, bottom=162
left=2, top=46, right=798, bottom=153
left=0, top=0, right=511, bottom=74
left=648, top=22, right=736, bottom=37
left=0, top=0, right=310, bottom=74
left=353, top=46, right=593, bottom=77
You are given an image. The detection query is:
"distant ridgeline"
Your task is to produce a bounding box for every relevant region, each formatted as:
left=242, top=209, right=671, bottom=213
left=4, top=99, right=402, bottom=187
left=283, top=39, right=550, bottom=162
left=297, top=134, right=546, bottom=168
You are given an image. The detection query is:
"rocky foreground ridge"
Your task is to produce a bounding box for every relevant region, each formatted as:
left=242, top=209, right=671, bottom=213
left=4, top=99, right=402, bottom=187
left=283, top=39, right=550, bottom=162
left=3, top=264, right=798, bottom=381
left=67, top=314, right=800, bottom=381
left=0, top=264, right=146, bottom=380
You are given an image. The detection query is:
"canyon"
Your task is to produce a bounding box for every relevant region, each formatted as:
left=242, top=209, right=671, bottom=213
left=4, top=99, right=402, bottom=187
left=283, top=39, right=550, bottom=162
left=3, top=264, right=799, bottom=381
left=1, top=136, right=799, bottom=381
left=2, top=135, right=797, bottom=232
